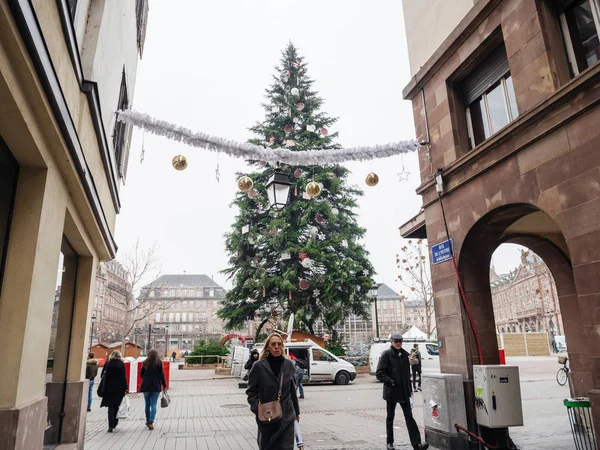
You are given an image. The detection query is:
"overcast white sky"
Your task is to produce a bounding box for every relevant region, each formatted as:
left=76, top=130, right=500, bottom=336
left=114, top=0, right=523, bottom=293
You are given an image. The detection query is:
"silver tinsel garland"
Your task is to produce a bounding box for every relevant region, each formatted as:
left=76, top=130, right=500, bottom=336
left=117, top=110, right=418, bottom=165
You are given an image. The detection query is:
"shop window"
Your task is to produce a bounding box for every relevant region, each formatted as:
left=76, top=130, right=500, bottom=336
left=462, top=45, right=519, bottom=149
left=560, top=0, right=600, bottom=75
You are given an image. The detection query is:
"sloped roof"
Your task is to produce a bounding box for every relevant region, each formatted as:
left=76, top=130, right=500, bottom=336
left=143, top=274, right=222, bottom=289
left=377, top=283, right=401, bottom=299
left=108, top=341, right=142, bottom=348
left=404, top=300, right=426, bottom=308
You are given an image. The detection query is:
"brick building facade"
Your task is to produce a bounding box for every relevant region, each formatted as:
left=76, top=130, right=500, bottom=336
left=136, top=274, right=230, bottom=354
left=491, top=250, right=563, bottom=339
left=93, top=260, right=132, bottom=344
left=400, top=0, right=600, bottom=444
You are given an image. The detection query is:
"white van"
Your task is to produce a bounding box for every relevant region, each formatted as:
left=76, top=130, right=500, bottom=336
left=255, top=340, right=357, bottom=385
left=369, top=339, right=440, bottom=376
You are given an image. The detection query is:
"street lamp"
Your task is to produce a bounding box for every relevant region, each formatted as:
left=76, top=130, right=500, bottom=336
left=369, top=285, right=380, bottom=339
left=265, top=171, right=293, bottom=210
left=89, top=312, right=96, bottom=352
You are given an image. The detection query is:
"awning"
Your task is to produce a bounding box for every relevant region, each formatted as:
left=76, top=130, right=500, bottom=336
left=399, top=210, right=426, bottom=239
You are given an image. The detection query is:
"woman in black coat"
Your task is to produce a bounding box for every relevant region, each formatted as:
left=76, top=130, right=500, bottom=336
left=246, top=333, right=300, bottom=450
left=100, top=350, right=128, bottom=432
left=140, top=349, right=167, bottom=430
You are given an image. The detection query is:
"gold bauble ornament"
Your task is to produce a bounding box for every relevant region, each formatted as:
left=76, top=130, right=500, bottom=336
left=237, top=176, right=254, bottom=192
left=172, top=154, right=188, bottom=171
left=305, top=181, right=321, bottom=198
left=365, top=172, right=379, bottom=187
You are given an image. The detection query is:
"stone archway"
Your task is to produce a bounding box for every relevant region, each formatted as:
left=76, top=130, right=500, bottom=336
left=447, top=203, right=600, bottom=443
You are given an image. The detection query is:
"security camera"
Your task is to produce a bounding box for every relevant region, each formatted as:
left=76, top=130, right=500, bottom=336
left=419, top=140, right=429, bottom=146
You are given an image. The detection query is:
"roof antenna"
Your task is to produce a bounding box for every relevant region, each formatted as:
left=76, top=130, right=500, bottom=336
left=183, top=270, right=187, bottom=275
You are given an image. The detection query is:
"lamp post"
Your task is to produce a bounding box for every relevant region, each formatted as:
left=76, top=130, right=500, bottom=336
left=89, top=312, right=96, bottom=352
left=369, top=285, right=380, bottom=339
left=265, top=171, right=293, bottom=210
left=165, top=324, right=170, bottom=358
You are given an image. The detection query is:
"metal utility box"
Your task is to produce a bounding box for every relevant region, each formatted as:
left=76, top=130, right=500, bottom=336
left=473, top=365, right=523, bottom=428
left=422, top=374, right=469, bottom=449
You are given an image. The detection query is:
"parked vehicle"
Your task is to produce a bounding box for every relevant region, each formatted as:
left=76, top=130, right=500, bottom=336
left=369, top=339, right=440, bottom=376
left=254, top=340, right=357, bottom=385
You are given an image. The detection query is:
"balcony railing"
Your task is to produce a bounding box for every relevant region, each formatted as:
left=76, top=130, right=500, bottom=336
left=516, top=307, right=542, bottom=319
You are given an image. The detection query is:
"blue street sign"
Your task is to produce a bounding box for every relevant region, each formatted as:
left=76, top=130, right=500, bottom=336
left=431, top=239, right=454, bottom=265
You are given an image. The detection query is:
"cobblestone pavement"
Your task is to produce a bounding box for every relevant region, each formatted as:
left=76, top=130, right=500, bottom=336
left=83, top=358, right=576, bottom=450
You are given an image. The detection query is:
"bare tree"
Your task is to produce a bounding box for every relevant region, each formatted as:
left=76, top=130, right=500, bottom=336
left=108, top=242, right=171, bottom=354
left=396, top=239, right=436, bottom=338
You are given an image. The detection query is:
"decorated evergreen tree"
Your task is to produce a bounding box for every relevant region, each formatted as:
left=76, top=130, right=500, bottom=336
left=218, top=43, right=375, bottom=340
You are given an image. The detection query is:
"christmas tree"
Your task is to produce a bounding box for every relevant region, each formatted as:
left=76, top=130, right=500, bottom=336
left=219, top=43, right=375, bottom=340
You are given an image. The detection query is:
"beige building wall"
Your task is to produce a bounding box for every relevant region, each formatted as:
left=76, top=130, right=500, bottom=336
left=0, top=0, right=146, bottom=447
left=402, top=0, right=476, bottom=76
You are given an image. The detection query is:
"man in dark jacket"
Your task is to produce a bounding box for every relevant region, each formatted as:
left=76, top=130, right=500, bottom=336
left=86, top=353, right=99, bottom=412
left=376, top=334, right=428, bottom=450
left=243, top=348, right=260, bottom=381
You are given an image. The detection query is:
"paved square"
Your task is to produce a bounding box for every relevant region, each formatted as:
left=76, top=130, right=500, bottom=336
left=83, top=358, right=577, bottom=449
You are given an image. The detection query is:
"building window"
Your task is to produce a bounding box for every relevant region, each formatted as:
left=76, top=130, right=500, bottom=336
left=561, top=0, right=600, bottom=75
left=149, top=290, right=155, bottom=298
left=175, top=313, right=181, bottom=322
left=182, top=312, right=187, bottom=322
left=135, top=0, right=149, bottom=57
left=155, top=312, right=161, bottom=323
left=462, top=45, right=518, bottom=149
left=170, top=289, right=175, bottom=297
left=209, top=288, right=215, bottom=297
left=67, top=0, right=78, bottom=19
left=112, top=70, right=129, bottom=178
left=202, top=300, right=207, bottom=308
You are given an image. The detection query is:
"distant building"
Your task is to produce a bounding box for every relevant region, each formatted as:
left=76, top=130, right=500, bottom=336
left=373, top=283, right=405, bottom=337
left=404, top=299, right=436, bottom=338
left=48, top=287, right=61, bottom=359
left=93, top=261, right=132, bottom=344
left=491, top=252, right=563, bottom=339
left=137, top=274, right=228, bottom=353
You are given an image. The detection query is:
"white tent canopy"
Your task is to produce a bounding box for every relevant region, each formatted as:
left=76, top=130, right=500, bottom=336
left=403, top=325, right=428, bottom=339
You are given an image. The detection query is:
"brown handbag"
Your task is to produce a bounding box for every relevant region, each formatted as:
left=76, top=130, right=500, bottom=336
left=257, top=371, right=284, bottom=424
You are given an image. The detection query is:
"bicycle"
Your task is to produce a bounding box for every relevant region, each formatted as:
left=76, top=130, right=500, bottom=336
left=556, top=355, right=569, bottom=386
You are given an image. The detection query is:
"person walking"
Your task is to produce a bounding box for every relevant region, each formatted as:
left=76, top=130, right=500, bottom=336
left=140, top=349, right=167, bottom=430
left=243, top=348, right=260, bottom=381
left=376, top=334, right=428, bottom=450
left=100, top=350, right=128, bottom=432
left=246, top=333, right=300, bottom=450
left=86, top=353, right=99, bottom=412
left=290, top=352, right=306, bottom=399
left=410, top=345, right=422, bottom=392
left=171, top=351, right=177, bottom=363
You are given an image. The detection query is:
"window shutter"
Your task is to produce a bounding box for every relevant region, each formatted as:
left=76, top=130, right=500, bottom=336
left=462, top=45, right=510, bottom=105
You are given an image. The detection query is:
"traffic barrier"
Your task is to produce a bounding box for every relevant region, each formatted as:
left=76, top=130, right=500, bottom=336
left=124, top=360, right=170, bottom=393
